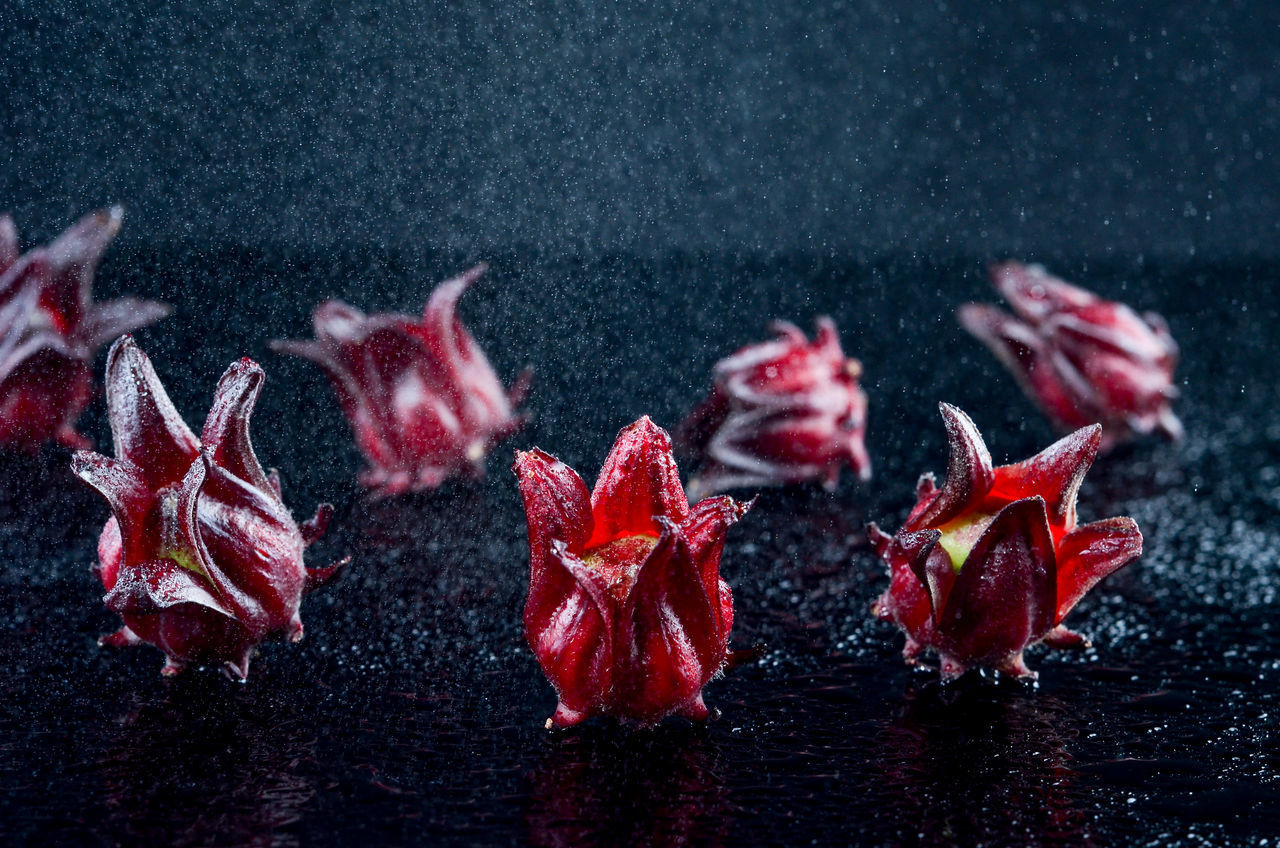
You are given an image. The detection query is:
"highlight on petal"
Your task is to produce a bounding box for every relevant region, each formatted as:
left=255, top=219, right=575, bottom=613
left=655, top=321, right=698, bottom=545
left=989, top=424, right=1101, bottom=526
left=908, top=403, right=994, bottom=530
left=1055, top=517, right=1143, bottom=621
left=104, top=336, right=198, bottom=487
left=201, top=357, right=274, bottom=495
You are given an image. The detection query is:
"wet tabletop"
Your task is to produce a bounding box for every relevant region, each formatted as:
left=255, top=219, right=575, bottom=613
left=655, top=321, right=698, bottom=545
left=1, top=248, right=1278, bottom=846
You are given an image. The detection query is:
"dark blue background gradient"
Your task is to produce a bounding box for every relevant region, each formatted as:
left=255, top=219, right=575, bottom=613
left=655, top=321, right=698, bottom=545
left=3, top=1, right=1279, bottom=259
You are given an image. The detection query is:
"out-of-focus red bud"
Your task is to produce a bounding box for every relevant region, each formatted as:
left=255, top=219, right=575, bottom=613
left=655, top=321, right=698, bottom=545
left=273, top=264, right=528, bottom=496
left=959, top=262, right=1181, bottom=450
left=0, top=208, right=169, bottom=450
left=679, top=317, right=869, bottom=496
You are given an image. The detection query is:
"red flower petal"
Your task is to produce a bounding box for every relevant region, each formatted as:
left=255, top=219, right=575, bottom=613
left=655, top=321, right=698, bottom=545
left=514, top=448, right=593, bottom=638
left=588, top=416, right=689, bottom=547
left=937, top=497, right=1057, bottom=669
left=1055, top=517, right=1143, bottom=622
left=616, top=518, right=722, bottom=721
left=539, top=540, right=616, bottom=726
left=104, top=336, right=199, bottom=488
left=907, top=403, right=994, bottom=530
left=988, top=423, right=1101, bottom=527
left=201, top=357, right=275, bottom=495
left=71, top=452, right=152, bottom=567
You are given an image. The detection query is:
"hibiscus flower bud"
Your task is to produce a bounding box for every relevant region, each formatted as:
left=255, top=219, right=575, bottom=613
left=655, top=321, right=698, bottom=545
left=679, top=317, right=870, bottom=497
left=958, top=261, right=1182, bottom=450
left=0, top=207, right=170, bottom=450
left=514, top=417, right=752, bottom=728
left=870, top=403, right=1142, bottom=681
left=272, top=264, right=529, bottom=496
left=72, top=336, right=345, bottom=680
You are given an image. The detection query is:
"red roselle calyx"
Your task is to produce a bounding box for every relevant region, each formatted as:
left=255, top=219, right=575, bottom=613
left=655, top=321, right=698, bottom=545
left=72, top=336, right=344, bottom=680
left=958, top=261, right=1182, bottom=450
left=272, top=264, right=529, bottom=496
left=514, top=416, right=752, bottom=728
left=870, top=403, right=1142, bottom=681
left=0, top=207, right=169, bottom=450
left=679, top=317, right=870, bottom=497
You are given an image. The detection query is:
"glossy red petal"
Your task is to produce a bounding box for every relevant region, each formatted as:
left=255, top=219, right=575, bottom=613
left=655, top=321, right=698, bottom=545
left=1055, top=517, right=1143, bottom=622
left=71, top=452, right=153, bottom=566
left=196, top=448, right=304, bottom=622
left=513, top=448, right=593, bottom=639
left=103, top=557, right=234, bottom=618
left=588, top=417, right=689, bottom=546
left=104, top=336, right=199, bottom=488
left=988, top=424, right=1101, bottom=528
left=201, top=357, right=275, bottom=495
left=907, top=403, right=995, bottom=530
left=534, top=541, right=616, bottom=727
left=937, top=497, right=1057, bottom=666
left=681, top=495, right=751, bottom=598
left=616, top=518, right=723, bottom=722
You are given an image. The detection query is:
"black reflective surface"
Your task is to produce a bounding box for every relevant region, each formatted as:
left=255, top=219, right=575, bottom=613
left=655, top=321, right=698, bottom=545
left=1, top=249, right=1278, bottom=845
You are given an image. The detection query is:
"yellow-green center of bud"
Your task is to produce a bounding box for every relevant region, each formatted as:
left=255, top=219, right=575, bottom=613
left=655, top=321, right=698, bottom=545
left=582, top=534, right=660, bottom=601
left=937, top=512, right=997, bottom=572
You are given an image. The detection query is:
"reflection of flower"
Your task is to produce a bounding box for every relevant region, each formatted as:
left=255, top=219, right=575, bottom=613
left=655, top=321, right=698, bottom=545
left=73, top=337, right=343, bottom=680
left=870, top=403, right=1142, bottom=680
left=0, top=208, right=169, bottom=450
left=876, top=685, right=1093, bottom=846
left=100, top=679, right=317, bottom=845
left=514, top=417, right=751, bottom=727
left=959, top=262, right=1181, bottom=449
left=526, top=727, right=730, bottom=848
left=679, top=317, right=870, bottom=496
left=272, top=264, right=529, bottom=495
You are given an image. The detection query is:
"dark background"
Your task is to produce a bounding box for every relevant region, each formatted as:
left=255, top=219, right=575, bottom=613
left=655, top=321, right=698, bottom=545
left=2, top=3, right=1280, bottom=847
left=3, top=1, right=1280, bottom=259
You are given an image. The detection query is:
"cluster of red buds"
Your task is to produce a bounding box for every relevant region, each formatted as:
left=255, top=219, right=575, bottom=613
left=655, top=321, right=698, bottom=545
left=0, top=212, right=1166, bottom=717
left=0, top=208, right=169, bottom=450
